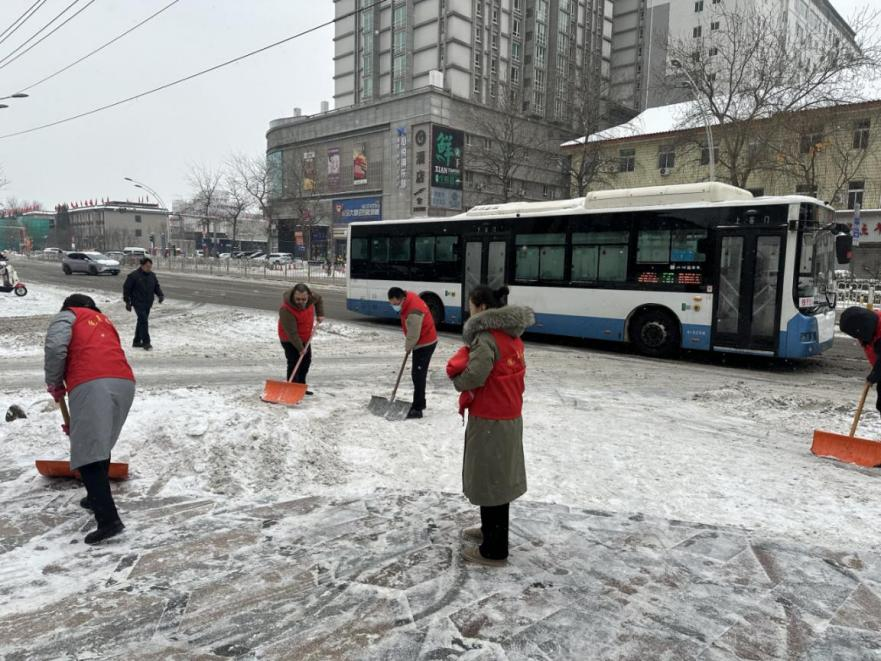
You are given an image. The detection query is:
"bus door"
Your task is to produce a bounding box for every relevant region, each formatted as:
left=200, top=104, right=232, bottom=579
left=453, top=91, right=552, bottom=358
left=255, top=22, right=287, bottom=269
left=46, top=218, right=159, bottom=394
left=712, top=229, right=785, bottom=354
left=463, top=236, right=507, bottom=318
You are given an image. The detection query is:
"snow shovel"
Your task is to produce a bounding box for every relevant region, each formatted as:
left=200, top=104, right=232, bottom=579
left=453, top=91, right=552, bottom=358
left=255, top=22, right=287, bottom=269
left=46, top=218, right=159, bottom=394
left=811, top=381, right=881, bottom=468
left=35, top=397, right=130, bottom=480
left=368, top=351, right=412, bottom=420
left=262, top=337, right=314, bottom=406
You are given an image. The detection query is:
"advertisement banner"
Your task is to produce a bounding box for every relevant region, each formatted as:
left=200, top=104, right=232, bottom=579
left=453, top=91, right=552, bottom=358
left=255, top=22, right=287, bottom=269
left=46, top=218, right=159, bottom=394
left=353, top=144, right=368, bottom=185
left=303, top=151, right=316, bottom=191
left=327, top=148, right=340, bottom=189
left=332, top=197, right=382, bottom=223
left=411, top=125, right=430, bottom=212
left=431, top=125, right=463, bottom=190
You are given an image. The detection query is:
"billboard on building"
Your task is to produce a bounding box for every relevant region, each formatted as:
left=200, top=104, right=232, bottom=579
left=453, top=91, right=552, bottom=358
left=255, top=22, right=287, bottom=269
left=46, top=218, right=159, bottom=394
left=353, top=145, right=368, bottom=185
left=430, top=125, right=463, bottom=210
left=327, top=148, right=340, bottom=189
left=303, top=152, right=316, bottom=191
left=411, top=125, right=430, bottom=212
left=332, top=197, right=382, bottom=224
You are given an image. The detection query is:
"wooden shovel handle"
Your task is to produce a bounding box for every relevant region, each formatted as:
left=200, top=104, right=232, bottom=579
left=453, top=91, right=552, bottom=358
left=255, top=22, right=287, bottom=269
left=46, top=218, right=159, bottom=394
left=59, top=396, right=71, bottom=427
left=850, top=381, right=872, bottom=438
left=389, top=351, right=411, bottom=403
left=286, top=323, right=317, bottom=384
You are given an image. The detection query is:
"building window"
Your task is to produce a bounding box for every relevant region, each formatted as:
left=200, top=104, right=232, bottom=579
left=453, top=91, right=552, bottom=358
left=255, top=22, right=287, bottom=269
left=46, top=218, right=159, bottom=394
left=795, top=183, right=818, bottom=196
left=492, top=7, right=498, bottom=23
left=491, top=33, right=498, bottom=50
left=465, top=170, right=474, bottom=184
left=394, top=31, right=406, bottom=52
left=465, top=133, right=473, bottom=146
left=475, top=26, right=482, bottom=43
left=694, top=0, right=704, bottom=11
left=542, top=184, right=550, bottom=198
left=709, top=46, right=718, bottom=56
left=658, top=145, right=676, bottom=169
left=619, top=148, right=636, bottom=172
left=473, top=77, right=481, bottom=94
left=394, top=78, right=405, bottom=94
left=693, top=26, right=702, bottom=38
left=135, top=215, right=142, bottom=223
left=491, top=58, right=497, bottom=74
left=848, top=180, right=865, bottom=209
left=700, top=144, right=718, bottom=166
left=135, top=229, right=142, bottom=238
left=475, top=2, right=482, bottom=17
left=483, top=137, right=492, bottom=148
left=710, top=21, right=720, bottom=30
left=513, top=19, right=520, bottom=36
left=512, top=42, right=521, bottom=61
left=747, top=187, right=765, bottom=197
left=513, top=0, right=521, bottom=11
left=799, top=129, right=823, bottom=154
left=853, top=119, right=870, bottom=150
left=474, top=52, right=482, bottom=69
left=511, top=66, right=519, bottom=82
left=393, top=5, right=407, bottom=28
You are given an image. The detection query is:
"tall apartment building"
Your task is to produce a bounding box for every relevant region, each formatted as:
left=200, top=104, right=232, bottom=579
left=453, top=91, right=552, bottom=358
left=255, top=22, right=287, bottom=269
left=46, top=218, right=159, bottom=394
left=611, top=0, right=857, bottom=112
left=333, top=0, right=617, bottom=123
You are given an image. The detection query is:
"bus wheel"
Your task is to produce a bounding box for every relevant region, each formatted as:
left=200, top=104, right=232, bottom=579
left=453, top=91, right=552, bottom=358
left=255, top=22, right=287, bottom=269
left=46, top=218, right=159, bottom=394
left=422, top=294, right=444, bottom=326
left=631, top=309, right=680, bottom=358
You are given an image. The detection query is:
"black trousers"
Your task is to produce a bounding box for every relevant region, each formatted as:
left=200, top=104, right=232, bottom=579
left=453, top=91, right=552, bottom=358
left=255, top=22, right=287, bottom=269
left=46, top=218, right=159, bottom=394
left=281, top=341, right=311, bottom=383
left=479, top=503, right=510, bottom=560
left=134, top=305, right=151, bottom=346
left=411, top=343, right=436, bottom=411
left=79, top=459, right=121, bottom=528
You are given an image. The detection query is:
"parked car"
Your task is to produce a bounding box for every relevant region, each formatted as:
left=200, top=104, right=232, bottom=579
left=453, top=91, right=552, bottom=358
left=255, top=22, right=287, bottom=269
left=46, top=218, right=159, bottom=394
left=267, top=252, right=294, bottom=266
left=231, top=251, right=248, bottom=259
left=122, top=246, right=147, bottom=257
left=105, top=250, right=126, bottom=261
left=246, top=251, right=266, bottom=261
left=62, top=251, right=121, bottom=276
left=218, top=252, right=232, bottom=259
left=43, top=247, right=64, bottom=259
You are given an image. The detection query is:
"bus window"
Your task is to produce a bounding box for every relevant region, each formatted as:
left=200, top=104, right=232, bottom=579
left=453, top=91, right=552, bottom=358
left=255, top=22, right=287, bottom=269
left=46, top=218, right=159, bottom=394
left=516, top=233, right=565, bottom=282
left=436, top=236, right=458, bottom=262
left=637, top=230, right=671, bottom=263
left=572, top=231, right=629, bottom=282
left=415, top=237, right=434, bottom=263
left=371, top=237, right=389, bottom=262
left=390, top=237, right=411, bottom=261
left=351, top=238, right=369, bottom=260
left=671, top=229, right=707, bottom=262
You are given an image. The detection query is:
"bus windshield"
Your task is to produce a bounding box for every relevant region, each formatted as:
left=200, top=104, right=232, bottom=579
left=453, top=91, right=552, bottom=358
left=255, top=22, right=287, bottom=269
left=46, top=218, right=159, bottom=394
left=797, top=229, right=836, bottom=311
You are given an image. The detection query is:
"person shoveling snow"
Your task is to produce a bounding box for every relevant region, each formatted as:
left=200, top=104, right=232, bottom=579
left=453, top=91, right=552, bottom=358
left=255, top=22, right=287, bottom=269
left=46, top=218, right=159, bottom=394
left=44, top=294, right=136, bottom=545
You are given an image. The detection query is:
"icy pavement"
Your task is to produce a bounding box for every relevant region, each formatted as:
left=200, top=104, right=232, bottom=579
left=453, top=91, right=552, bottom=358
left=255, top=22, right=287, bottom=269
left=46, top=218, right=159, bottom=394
left=3, top=282, right=881, bottom=658
left=0, top=487, right=880, bottom=660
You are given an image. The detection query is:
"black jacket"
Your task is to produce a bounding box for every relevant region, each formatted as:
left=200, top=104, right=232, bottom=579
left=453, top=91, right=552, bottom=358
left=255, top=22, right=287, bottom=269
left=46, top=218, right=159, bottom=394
left=123, top=268, right=164, bottom=308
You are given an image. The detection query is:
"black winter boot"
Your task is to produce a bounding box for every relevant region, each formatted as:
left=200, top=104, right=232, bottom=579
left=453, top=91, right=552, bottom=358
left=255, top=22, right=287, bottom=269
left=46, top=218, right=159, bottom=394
left=80, top=497, right=92, bottom=510
left=84, top=520, right=125, bottom=545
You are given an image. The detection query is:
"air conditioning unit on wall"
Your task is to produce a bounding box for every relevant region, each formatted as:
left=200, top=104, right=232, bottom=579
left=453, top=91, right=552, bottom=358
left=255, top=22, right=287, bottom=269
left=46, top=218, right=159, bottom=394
left=659, top=167, right=672, bottom=176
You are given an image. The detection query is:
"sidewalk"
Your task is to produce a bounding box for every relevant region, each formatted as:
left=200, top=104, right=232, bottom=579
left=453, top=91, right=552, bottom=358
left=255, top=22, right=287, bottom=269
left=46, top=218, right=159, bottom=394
left=1, top=484, right=879, bottom=660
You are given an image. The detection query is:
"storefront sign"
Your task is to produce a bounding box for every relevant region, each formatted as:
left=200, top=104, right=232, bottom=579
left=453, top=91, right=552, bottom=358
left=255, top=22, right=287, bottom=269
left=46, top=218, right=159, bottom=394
left=303, top=152, right=316, bottom=191
left=353, top=144, right=368, bottom=185
left=396, top=127, right=408, bottom=190
left=411, top=125, right=430, bottom=212
left=430, top=125, right=463, bottom=210
left=327, top=148, right=340, bottom=189
left=332, top=197, right=382, bottom=223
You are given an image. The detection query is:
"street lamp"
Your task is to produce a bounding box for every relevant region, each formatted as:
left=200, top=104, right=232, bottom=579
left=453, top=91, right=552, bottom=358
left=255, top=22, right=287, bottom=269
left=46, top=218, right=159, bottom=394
left=124, top=176, right=174, bottom=255
left=671, top=58, right=716, bottom=182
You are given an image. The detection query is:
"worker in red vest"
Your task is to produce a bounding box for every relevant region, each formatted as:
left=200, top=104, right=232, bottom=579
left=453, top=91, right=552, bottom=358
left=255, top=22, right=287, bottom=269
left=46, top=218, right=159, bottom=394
left=278, top=283, right=324, bottom=390
left=840, top=305, right=881, bottom=414
left=387, top=287, right=438, bottom=419
left=44, top=294, right=136, bottom=545
left=448, top=285, right=534, bottom=567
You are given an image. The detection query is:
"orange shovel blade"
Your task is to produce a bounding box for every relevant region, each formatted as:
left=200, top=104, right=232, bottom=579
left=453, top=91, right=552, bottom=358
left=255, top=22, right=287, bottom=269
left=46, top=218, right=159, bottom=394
left=35, top=459, right=129, bottom=480
left=261, top=379, right=307, bottom=406
left=811, top=430, right=881, bottom=468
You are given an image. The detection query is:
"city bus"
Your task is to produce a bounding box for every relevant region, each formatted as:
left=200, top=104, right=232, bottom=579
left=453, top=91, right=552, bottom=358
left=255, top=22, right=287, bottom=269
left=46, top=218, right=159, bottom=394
left=346, top=183, right=850, bottom=358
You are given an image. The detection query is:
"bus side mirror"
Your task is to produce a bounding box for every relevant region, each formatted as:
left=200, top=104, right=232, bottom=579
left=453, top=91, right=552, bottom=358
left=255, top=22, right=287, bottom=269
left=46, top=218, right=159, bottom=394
left=836, top=233, right=853, bottom=264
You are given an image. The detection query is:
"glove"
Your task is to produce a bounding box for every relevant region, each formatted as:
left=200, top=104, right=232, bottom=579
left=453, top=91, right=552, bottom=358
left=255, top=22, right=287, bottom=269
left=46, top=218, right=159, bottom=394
left=158, top=296, right=165, bottom=304
left=46, top=384, right=66, bottom=402
left=125, top=303, right=132, bottom=312
left=868, top=370, right=881, bottom=385
left=61, top=424, right=70, bottom=436
left=317, top=316, right=325, bottom=324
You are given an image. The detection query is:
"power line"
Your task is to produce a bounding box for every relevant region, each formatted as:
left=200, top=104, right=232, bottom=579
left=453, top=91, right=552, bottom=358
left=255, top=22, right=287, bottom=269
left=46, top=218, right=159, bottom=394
left=0, top=0, right=49, bottom=47
left=0, top=0, right=389, bottom=141
left=15, top=0, right=183, bottom=94
left=0, top=0, right=95, bottom=71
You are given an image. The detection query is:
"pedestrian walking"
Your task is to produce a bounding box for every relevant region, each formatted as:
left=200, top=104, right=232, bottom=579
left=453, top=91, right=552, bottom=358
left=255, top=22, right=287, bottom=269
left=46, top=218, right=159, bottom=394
left=840, top=305, right=881, bottom=415
left=122, top=257, right=164, bottom=351
left=387, top=287, right=438, bottom=419
left=44, top=294, right=135, bottom=545
left=278, top=283, right=324, bottom=391
left=447, top=285, right=534, bottom=566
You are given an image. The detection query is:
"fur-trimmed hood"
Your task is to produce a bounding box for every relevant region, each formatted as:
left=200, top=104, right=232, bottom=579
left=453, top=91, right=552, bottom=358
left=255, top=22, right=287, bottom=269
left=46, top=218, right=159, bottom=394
left=463, top=305, right=535, bottom=344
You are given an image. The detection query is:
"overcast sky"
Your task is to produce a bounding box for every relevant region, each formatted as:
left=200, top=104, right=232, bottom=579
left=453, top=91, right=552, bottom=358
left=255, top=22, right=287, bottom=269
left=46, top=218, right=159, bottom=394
left=0, top=0, right=874, bottom=208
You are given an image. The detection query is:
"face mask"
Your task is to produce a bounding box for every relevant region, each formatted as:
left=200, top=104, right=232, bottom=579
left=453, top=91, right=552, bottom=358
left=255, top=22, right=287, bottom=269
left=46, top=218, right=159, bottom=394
left=391, top=303, right=402, bottom=312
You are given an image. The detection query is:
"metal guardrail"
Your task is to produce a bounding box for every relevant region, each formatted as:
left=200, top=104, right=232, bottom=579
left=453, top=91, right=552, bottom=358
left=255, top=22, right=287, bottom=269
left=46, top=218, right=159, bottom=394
left=26, top=253, right=347, bottom=285
left=835, top=280, right=881, bottom=306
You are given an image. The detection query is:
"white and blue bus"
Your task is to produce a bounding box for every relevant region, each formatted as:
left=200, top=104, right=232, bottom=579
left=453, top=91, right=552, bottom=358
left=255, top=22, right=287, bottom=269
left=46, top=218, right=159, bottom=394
left=346, top=183, right=849, bottom=358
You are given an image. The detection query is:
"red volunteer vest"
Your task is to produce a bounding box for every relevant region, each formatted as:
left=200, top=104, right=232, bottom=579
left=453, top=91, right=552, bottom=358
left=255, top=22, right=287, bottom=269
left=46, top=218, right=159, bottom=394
left=469, top=329, right=526, bottom=420
left=863, top=310, right=881, bottom=364
left=400, top=291, right=437, bottom=346
left=278, top=300, right=315, bottom=343
left=65, top=308, right=135, bottom=392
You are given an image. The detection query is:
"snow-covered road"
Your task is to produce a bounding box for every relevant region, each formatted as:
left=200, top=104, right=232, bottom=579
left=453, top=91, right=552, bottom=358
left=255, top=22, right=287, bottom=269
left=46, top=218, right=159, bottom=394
left=2, top=283, right=880, bottom=658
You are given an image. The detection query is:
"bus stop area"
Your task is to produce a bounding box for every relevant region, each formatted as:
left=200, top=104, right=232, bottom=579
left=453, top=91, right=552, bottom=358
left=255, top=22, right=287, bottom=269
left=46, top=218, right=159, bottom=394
left=2, top=282, right=881, bottom=659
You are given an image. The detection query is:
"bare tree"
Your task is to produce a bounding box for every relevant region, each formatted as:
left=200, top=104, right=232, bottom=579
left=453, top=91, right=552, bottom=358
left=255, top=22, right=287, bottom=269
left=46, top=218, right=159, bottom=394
left=466, top=83, right=557, bottom=203
left=0, top=167, right=7, bottom=193
left=186, top=163, right=223, bottom=254
left=230, top=153, right=276, bottom=253
left=222, top=165, right=252, bottom=251
left=668, top=5, right=881, bottom=188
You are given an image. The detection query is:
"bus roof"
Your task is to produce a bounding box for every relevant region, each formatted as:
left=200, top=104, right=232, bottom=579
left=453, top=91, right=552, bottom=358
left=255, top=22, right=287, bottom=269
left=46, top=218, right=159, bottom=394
left=349, top=183, right=832, bottom=227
